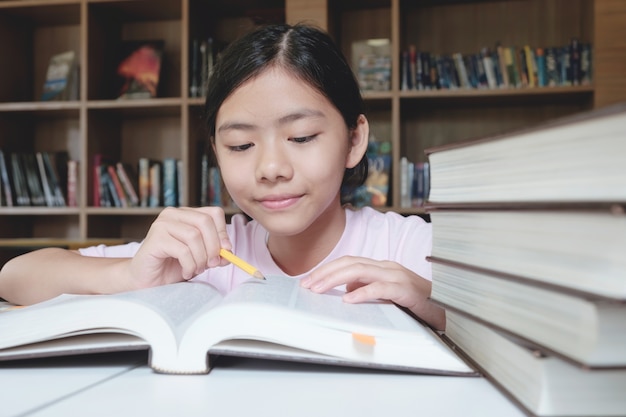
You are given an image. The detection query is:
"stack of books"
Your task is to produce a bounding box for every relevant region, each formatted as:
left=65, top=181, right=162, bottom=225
left=424, top=102, right=626, bottom=416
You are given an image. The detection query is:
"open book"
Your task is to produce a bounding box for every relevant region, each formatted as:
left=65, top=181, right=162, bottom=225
left=0, top=275, right=474, bottom=376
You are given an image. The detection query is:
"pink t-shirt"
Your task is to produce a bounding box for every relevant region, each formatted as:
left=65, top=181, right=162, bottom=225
left=79, top=206, right=432, bottom=295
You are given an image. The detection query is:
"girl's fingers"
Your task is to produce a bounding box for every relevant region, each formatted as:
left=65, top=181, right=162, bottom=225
left=303, top=256, right=399, bottom=292
left=154, top=206, right=229, bottom=267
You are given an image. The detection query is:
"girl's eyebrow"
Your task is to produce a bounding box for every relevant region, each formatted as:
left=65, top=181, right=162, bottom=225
left=277, top=108, right=325, bottom=125
left=217, top=109, right=325, bottom=134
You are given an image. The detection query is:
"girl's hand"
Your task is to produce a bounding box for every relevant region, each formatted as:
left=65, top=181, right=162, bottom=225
left=128, top=206, right=231, bottom=289
left=300, top=256, right=445, bottom=330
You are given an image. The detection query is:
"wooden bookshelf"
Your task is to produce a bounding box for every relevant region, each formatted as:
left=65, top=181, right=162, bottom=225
left=0, top=0, right=625, bottom=247
left=0, top=0, right=284, bottom=245
left=318, top=0, right=626, bottom=212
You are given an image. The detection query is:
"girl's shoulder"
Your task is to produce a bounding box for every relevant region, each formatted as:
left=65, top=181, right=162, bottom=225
left=346, top=205, right=430, bottom=231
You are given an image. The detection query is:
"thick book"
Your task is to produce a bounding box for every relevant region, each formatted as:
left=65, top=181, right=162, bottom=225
left=444, top=311, right=626, bottom=417
left=426, top=205, right=626, bottom=299
left=0, top=275, right=475, bottom=376
left=428, top=258, right=626, bottom=368
left=425, top=102, right=626, bottom=204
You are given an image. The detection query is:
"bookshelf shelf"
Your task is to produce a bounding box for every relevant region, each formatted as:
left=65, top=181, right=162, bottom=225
left=0, top=0, right=625, bottom=247
left=399, top=85, right=595, bottom=100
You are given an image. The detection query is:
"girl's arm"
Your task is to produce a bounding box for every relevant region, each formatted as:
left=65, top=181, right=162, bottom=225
left=0, top=249, right=134, bottom=305
left=0, top=206, right=232, bottom=306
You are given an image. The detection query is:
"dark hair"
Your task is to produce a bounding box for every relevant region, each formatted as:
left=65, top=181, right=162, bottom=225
left=204, top=23, right=368, bottom=190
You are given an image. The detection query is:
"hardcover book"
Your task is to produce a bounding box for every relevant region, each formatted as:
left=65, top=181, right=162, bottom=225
left=0, top=275, right=475, bottom=376
left=426, top=207, right=626, bottom=299
left=444, top=311, right=626, bottom=417
left=425, top=102, right=626, bottom=204
left=429, top=257, right=626, bottom=368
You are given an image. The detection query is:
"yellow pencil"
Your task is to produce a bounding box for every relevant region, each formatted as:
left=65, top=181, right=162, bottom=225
left=219, top=248, right=265, bottom=280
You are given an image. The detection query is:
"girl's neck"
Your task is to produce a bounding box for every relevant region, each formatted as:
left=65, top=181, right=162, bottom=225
left=267, top=206, right=346, bottom=276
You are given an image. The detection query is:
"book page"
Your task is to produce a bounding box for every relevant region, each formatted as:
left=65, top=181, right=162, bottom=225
left=219, top=275, right=417, bottom=332
left=111, top=281, right=224, bottom=341
left=0, top=281, right=223, bottom=351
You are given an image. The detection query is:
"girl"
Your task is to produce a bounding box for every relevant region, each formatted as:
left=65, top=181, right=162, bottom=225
left=0, top=24, right=444, bottom=330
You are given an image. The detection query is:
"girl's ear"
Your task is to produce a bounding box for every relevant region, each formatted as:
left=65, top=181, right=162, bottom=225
left=345, top=114, right=370, bottom=169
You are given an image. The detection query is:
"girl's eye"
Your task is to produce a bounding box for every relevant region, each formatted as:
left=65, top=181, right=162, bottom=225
left=290, top=135, right=317, bottom=144
left=229, top=143, right=253, bottom=152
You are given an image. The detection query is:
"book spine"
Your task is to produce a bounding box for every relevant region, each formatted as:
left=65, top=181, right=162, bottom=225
left=453, top=53, right=470, bottom=88
left=149, top=162, right=161, bottom=207
left=545, top=47, right=560, bottom=86
left=496, top=45, right=510, bottom=88
left=0, top=149, right=13, bottom=207
left=138, top=157, right=150, bottom=208
left=107, top=165, right=127, bottom=207
left=523, top=45, right=536, bottom=87
left=534, top=47, right=546, bottom=87
left=103, top=170, right=121, bottom=207
left=35, top=152, right=55, bottom=207
left=44, top=152, right=67, bottom=206
left=177, top=159, right=184, bottom=207
left=162, top=157, right=177, bottom=207
left=569, top=38, right=581, bottom=86
left=209, top=166, right=221, bottom=206
left=10, top=153, right=30, bottom=206
left=559, top=45, right=571, bottom=86
left=190, top=39, right=200, bottom=98
left=116, top=162, right=139, bottom=207
left=22, top=153, right=45, bottom=206
left=67, top=159, right=78, bottom=207
left=580, top=43, right=592, bottom=85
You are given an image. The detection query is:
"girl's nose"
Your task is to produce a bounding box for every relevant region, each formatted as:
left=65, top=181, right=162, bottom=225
left=255, top=141, right=294, bottom=183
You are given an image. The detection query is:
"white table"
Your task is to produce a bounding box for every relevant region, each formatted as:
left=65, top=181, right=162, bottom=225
left=0, top=351, right=524, bottom=417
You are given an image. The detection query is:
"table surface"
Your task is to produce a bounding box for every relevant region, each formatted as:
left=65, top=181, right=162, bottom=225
left=0, top=351, right=525, bottom=417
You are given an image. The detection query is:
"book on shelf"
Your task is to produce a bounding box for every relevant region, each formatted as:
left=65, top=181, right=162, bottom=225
left=92, top=154, right=113, bottom=207
left=351, top=38, right=391, bottom=92
left=341, top=137, right=391, bottom=208
left=0, top=275, right=475, bottom=376
left=162, top=157, right=178, bottom=207
left=149, top=161, right=161, bottom=207
left=35, top=152, right=54, bottom=207
left=9, top=153, right=30, bottom=206
left=66, top=159, right=78, bottom=207
left=20, top=153, right=46, bottom=206
left=429, top=256, right=626, bottom=368
left=40, top=50, right=78, bottom=101
left=0, top=150, right=13, bottom=207
left=424, top=101, right=626, bottom=204
left=177, top=159, right=184, bottom=207
left=115, top=162, right=140, bottom=207
left=106, top=165, right=128, bottom=208
left=35, top=152, right=67, bottom=207
left=389, top=38, right=590, bottom=92
left=398, top=157, right=430, bottom=209
left=443, top=311, right=626, bottom=417
left=189, top=37, right=217, bottom=98
left=116, top=40, right=164, bottom=100
left=425, top=206, right=626, bottom=299
left=138, top=157, right=150, bottom=207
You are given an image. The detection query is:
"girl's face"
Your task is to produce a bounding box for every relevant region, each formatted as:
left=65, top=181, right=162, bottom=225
left=214, top=66, right=368, bottom=238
